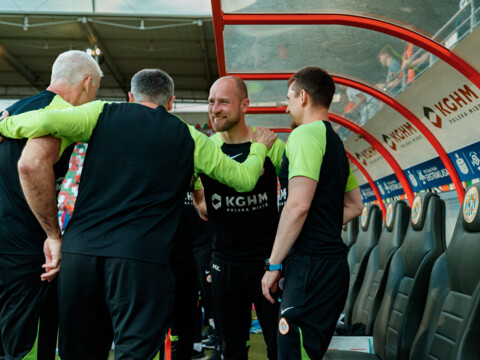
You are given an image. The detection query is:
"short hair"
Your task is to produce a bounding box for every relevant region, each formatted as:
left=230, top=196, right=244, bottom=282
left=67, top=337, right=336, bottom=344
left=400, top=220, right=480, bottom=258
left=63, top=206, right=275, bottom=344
left=222, top=76, right=248, bottom=100
left=378, top=45, right=395, bottom=58
left=51, top=50, right=103, bottom=86
left=287, top=67, right=335, bottom=108
left=130, top=69, right=174, bottom=106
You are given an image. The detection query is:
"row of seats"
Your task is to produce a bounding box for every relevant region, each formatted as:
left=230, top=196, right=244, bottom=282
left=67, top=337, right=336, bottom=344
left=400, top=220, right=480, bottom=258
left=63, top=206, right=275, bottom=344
left=327, top=183, right=480, bottom=360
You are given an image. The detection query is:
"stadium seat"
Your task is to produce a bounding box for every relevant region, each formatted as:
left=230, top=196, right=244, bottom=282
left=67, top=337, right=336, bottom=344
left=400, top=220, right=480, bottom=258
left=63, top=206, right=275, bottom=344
left=409, top=184, right=480, bottom=360
left=342, top=216, right=359, bottom=249
left=325, top=192, right=445, bottom=360
left=344, top=205, right=382, bottom=326
left=350, top=201, right=410, bottom=335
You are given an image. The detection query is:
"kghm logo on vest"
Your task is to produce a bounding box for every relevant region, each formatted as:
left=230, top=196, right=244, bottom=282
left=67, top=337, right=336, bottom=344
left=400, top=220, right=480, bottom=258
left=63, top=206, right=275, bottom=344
left=463, top=187, right=479, bottom=224
left=381, top=123, right=421, bottom=151
left=210, top=192, right=269, bottom=212
left=423, top=84, right=479, bottom=128
left=412, top=196, right=422, bottom=225
left=386, top=203, right=394, bottom=227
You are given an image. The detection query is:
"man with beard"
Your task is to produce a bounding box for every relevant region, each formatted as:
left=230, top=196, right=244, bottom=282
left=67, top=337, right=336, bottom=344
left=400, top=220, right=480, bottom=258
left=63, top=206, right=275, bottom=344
left=261, top=67, right=363, bottom=359
left=199, top=76, right=284, bottom=360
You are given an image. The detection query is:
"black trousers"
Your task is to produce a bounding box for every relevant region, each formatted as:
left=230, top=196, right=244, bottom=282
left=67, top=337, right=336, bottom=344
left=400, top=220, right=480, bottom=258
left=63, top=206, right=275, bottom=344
left=0, top=254, right=57, bottom=360
left=169, top=257, right=197, bottom=360
left=193, top=246, right=214, bottom=322
left=277, top=253, right=349, bottom=360
left=211, top=260, right=279, bottom=360
left=58, top=253, right=174, bottom=360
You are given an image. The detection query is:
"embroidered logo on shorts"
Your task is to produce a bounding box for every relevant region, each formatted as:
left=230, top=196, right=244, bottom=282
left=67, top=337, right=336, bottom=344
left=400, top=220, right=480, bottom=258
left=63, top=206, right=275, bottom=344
left=412, top=196, right=422, bottom=225
left=463, top=187, right=479, bottom=224
left=206, top=274, right=212, bottom=283
left=386, top=203, right=394, bottom=227
left=279, top=317, right=289, bottom=335
left=361, top=207, right=368, bottom=227
left=278, top=277, right=285, bottom=291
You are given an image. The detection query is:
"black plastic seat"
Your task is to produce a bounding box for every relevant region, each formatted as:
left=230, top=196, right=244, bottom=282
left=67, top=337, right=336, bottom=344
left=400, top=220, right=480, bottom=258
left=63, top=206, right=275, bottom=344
left=325, top=193, right=445, bottom=360
left=409, top=183, right=480, bottom=360
left=350, top=201, right=410, bottom=335
left=344, top=205, right=382, bottom=326
left=342, top=216, right=359, bottom=249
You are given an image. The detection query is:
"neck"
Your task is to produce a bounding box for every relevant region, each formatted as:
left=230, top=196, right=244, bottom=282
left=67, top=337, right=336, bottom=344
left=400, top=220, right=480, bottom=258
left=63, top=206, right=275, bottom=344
left=140, top=101, right=160, bottom=109
left=220, top=120, right=252, bottom=144
left=47, top=83, right=81, bottom=106
left=301, top=106, right=329, bottom=125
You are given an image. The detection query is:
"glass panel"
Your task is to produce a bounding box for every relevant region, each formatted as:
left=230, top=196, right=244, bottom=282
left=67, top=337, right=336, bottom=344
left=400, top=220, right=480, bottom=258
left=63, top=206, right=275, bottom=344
left=246, top=80, right=288, bottom=107
left=245, top=114, right=291, bottom=129
left=222, top=0, right=468, bottom=41
left=225, top=24, right=453, bottom=97
left=0, top=0, right=211, bottom=15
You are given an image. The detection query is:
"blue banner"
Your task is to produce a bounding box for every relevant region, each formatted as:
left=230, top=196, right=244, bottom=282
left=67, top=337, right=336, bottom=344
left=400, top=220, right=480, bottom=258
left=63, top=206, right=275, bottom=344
left=448, top=141, right=480, bottom=182
left=359, top=184, right=376, bottom=203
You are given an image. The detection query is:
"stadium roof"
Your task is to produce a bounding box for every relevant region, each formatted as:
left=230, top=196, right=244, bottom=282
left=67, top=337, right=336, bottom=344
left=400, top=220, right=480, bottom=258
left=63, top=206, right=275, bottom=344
left=0, top=0, right=217, bottom=101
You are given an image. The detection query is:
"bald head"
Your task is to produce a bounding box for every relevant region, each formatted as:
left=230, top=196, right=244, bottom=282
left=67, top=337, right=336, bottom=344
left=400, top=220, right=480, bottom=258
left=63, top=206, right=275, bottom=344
left=51, top=50, right=103, bottom=87
left=212, top=76, right=248, bottom=101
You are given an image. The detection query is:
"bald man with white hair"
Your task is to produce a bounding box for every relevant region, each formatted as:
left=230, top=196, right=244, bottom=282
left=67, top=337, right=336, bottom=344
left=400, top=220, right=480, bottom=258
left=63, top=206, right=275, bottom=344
left=0, top=50, right=102, bottom=360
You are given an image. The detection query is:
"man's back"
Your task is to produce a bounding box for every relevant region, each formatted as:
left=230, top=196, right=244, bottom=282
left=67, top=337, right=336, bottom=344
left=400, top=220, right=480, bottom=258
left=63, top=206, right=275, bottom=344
left=0, top=91, right=74, bottom=255
left=63, top=103, right=195, bottom=265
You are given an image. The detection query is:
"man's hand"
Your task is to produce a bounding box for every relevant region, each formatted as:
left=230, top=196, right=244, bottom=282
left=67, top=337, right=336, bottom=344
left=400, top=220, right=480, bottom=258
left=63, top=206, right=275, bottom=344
left=41, top=237, right=62, bottom=282
left=0, top=110, right=8, bottom=143
left=253, top=127, right=277, bottom=149
left=262, top=269, right=281, bottom=304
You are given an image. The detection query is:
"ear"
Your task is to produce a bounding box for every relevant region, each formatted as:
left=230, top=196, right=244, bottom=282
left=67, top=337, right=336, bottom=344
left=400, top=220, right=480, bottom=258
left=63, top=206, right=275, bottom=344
left=166, top=96, right=175, bottom=111
left=300, top=89, right=308, bottom=106
left=83, top=76, right=93, bottom=92
left=241, top=98, right=250, bottom=113
left=128, top=92, right=135, bottom=103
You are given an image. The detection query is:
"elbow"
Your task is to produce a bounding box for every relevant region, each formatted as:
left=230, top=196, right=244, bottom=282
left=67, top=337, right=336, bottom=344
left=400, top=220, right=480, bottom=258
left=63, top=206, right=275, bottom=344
left=353, top=202, right=364, bottom=218
left=287, top=201, right=310, bottom=219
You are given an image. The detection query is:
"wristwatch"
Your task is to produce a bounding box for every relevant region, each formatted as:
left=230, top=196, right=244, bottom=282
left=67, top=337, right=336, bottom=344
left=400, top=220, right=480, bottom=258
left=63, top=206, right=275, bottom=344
left=264, top=259, right=282, bottom=272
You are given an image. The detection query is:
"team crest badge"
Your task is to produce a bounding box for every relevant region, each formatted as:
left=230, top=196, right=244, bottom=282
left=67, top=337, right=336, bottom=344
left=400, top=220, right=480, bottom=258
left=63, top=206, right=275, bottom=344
left=278, top=277, right=285, bottom=291
left=463, top=187, right=479, bottom=224
left=279, top=317, right=289, bottom=335
left=386, top=203, right=393, bottom=227
left=412, top=196, right=422, bottom=225
left=361, top=207, right=368, bottom=227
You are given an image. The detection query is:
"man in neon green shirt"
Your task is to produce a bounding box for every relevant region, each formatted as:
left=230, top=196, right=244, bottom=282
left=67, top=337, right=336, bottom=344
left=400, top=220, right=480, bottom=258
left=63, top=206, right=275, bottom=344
left=0, top=68, right=277, bottom=358
left=261, top=67, right=363, bottom=359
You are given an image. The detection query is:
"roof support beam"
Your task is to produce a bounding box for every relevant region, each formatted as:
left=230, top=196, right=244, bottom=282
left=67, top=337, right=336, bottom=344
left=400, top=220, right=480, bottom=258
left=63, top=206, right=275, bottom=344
left=0, top=42, right=45, bottom=91
left=79, top=17, right=127, bottom=95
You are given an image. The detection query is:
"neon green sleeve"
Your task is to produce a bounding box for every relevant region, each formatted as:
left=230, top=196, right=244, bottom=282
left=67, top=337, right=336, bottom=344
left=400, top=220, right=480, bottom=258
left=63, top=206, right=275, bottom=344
left=188, top=126, right=267, bottom=193
left=345, top=167, right=359, bottom=192
left=286, top=122, right=326, bottom=181
left=0, top=100, right=105, bottom=155
left=193, top=176, right=203, bottom=191
left=267, top=138, right=285, bottom=175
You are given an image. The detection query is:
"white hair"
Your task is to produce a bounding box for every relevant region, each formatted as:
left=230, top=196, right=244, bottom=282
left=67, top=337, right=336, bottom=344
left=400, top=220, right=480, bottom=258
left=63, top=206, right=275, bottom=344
left=51, top=50, right=103, bottom=86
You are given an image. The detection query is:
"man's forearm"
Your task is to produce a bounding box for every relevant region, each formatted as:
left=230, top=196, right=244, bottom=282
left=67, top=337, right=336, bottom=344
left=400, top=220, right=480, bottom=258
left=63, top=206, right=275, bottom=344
left=269, top=204, right=309, bottom=265
left=18, top=137, right=62, bottom=240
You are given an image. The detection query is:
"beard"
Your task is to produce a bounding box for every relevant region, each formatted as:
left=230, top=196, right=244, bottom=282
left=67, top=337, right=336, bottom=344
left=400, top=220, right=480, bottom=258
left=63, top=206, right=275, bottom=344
left=211, top=116, right=240, bottom=132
